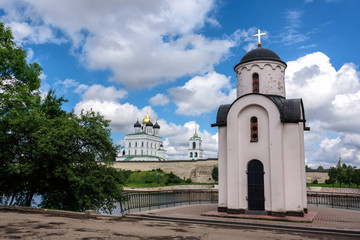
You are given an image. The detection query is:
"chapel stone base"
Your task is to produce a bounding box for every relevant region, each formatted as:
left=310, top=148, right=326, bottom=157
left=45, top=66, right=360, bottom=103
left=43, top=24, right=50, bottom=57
left=218, top=207, right=306, bottom=217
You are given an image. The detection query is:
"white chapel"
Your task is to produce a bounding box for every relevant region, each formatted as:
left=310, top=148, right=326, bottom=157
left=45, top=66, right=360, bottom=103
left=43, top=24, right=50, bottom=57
left=212, top=30, right=309, bottom=217
left=116, top=113, right=167, bottom=161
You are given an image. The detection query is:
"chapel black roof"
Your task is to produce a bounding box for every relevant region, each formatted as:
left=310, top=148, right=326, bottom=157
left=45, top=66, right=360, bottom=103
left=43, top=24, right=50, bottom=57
left=211, top=94, right=309, bottom=130
left=235, top=47, right=286, bottom=69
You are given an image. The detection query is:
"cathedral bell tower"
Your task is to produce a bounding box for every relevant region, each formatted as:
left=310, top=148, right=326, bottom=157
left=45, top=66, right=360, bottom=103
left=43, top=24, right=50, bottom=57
left=188, top=124, right=203, bottom=160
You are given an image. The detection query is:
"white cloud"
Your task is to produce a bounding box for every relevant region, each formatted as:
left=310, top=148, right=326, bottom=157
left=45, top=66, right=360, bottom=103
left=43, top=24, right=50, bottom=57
left=279, top=10, right=308, bottom=45
left=73, top=83, right=218, bottom=159
left=150, top=93, right=170, bottom=106
left=0, top=0, right=242, bottom=88
left=81, top=84, right=127, bottom=101
left=158, top=120, right=218, bottom=160
left=169, top=71, right=236, bottom=115
left=286, top=52, right=360, bottom=168
left=26, top=48, right=34, bottom=62
left=55, top=78, right=79, bottom=89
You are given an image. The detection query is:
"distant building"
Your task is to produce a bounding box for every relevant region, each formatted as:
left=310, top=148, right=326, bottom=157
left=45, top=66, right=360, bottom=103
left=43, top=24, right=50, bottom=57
left=336, top=157, right=343, bottom=168
left=116, top=113, right=167, bottom=161
left=188, top=126, right=203, bottom=160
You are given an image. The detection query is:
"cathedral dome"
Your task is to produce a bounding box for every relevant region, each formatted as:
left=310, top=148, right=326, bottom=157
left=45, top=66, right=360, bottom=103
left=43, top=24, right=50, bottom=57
left=142, top=113, right=152, bottom=124
left=237, top=47, right=286, bottom=66
left=134, top=120, right=141, bottom=128
left=153, top=122, right=160, bottom=129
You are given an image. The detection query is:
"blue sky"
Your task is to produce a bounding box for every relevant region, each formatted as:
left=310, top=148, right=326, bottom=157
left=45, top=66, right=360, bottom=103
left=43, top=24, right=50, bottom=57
left=1, top=0, right=360, bottom=168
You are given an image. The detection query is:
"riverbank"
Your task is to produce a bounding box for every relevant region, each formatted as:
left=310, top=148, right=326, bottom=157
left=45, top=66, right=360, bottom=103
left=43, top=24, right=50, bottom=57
left=1, top=205, right=359, bottom=239
left=124, top=184, right=217, bottom=191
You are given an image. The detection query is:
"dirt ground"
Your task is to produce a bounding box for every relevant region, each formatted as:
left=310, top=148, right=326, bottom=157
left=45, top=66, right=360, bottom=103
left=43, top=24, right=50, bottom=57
left=0, top=210, right=358, bottom=240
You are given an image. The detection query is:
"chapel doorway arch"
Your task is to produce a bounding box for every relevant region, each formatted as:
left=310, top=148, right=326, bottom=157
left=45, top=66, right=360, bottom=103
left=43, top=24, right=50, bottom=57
left=247, top=160, right=265, bottom=211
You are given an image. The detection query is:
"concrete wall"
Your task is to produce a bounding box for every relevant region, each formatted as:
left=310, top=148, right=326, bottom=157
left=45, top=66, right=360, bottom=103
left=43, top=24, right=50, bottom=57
left=113, top=159, right=218, bottom=183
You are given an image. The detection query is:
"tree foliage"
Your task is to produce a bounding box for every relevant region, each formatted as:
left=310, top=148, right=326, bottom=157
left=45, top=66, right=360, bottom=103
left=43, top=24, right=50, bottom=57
left=211, top=166, right=218, bottom=183
left=0, top=22, right=124, bottom=213
left=326, top=165, right=360, bottom=188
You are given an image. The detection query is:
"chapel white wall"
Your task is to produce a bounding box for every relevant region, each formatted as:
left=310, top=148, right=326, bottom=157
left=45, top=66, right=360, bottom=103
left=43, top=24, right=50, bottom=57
left=235, top=61, right=286, bottom=98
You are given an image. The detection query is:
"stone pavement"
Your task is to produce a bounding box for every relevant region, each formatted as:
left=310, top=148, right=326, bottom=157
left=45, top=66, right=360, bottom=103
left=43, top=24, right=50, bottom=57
left=130, top=204, right=360, bottom=232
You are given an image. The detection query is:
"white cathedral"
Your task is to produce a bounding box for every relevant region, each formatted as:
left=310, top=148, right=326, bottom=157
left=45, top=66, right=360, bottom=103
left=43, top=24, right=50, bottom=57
left=116, top=113, right=167, bottom=161
left=212, top=30, right=309, bottom=217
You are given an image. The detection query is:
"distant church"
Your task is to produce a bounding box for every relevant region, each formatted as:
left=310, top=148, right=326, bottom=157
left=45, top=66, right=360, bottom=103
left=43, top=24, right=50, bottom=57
left=117, top=113, right=167, bottom=161
left=212, top=30, right=309, bottom=216
left=188, top=125, right=203, bottom=160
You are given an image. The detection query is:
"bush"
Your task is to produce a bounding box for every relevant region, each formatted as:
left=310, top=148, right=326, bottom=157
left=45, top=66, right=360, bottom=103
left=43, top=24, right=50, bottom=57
left=312, top=179, right=318, bottom=184
left=186, top=178, right=192, bottom=184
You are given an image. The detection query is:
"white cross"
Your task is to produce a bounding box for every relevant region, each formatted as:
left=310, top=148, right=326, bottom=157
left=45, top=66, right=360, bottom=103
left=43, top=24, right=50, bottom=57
left=253, top=29, right=266, bottom=47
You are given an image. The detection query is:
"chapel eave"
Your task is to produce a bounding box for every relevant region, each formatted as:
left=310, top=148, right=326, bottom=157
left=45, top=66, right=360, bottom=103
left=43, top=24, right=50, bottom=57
left=211, top=93, right=310, bottom=130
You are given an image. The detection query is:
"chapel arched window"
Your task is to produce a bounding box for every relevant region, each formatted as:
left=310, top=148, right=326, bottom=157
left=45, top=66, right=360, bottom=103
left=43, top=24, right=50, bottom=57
left=190, top=152, right=193, bottom=157
left=193, top=142, right=196, bottom=149
left=252, top=73, right=259, bottom=93
left=251, top=117, right=258, bottom=142
left=195, top=152, right=198, bottom=157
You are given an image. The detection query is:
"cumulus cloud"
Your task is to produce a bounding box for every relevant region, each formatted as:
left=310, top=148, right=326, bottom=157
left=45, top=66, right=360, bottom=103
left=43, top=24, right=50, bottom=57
left=72, top=83, right=218, bottom=159
left=81, top=84, right=127, bottom=101
left=0, top=0, right=241, bottom=88
left=158, top=120, right=218, bottom=160
left=168, top=71, right=236, bottom=115
left=286, top=52, right=360, bottom=168
left=149, top=93, right=170, bottom=106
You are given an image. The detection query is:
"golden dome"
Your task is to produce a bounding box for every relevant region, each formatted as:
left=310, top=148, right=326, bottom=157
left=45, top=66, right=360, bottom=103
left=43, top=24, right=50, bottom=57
left=142, top=113, right=152, bottom=124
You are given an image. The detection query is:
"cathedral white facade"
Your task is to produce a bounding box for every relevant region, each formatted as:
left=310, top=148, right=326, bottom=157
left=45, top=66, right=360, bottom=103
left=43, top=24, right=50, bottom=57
left=212, top=31, right=309, bottom=217
left=116, top=113, right=167, bottom=161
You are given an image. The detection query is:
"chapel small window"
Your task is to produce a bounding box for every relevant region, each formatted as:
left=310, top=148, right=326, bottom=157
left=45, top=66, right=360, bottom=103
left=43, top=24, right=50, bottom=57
left=135, top=142, right=137, bottom=147
left=190, top=152, right=193, bottom=157
left=195, top=152, right=198, bottom=157
left=250, top=116, right=258, bottom=142
left=129, top=142, right=131, bottom=147
left=252, top=73, right=259, bottom=93
left=193, top=142, right=196, bottom=149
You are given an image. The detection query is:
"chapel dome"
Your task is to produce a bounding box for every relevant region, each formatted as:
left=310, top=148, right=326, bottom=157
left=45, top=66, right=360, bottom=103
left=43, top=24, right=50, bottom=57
left=237, top=47, right=286, bottom=66
left=146, top=121, right=153, bottom=127
left=153, top=122, right=160, bottom=129
left=134, top=120, right=141, bottom=128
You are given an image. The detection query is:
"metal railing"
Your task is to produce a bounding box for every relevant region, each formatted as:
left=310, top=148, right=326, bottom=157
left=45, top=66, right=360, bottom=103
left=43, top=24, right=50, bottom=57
left=117, top=190, right=360, bottom=215
left=307, top=191, right=360, bottom=209
left=119, top=189, right=218, bottom=215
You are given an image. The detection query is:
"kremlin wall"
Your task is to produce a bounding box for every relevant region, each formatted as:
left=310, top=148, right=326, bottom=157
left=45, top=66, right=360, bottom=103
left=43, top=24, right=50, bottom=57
left=113, top=159, right=329, bottom=184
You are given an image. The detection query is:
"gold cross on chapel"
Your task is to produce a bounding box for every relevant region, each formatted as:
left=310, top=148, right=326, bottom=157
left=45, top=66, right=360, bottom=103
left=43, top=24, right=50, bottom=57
left=253, top=29, right=266, bottom=47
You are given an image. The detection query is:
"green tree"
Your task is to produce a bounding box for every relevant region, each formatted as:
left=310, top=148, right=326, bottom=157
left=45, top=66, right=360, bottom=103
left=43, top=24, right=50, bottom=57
left=211, top=166, right=218, bottom=183
left=0, top=22, right=42, bottom=206
left=353, top=169, right=360, bottom=188
left=336, top=167, right=346, bottom=187
left=317, top=166, right=324, bottom=170
left=0, top=23, right=124, bottom=213
left=344, top=165, right=355, bottom=187
left=327, top=167, right=337, bottom=186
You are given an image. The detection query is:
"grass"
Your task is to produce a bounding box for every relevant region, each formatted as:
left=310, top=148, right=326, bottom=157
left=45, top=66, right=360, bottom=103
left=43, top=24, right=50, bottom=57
left=306, top=183, right=360, bottom=188
left=123, top=169, right=215, bottom=188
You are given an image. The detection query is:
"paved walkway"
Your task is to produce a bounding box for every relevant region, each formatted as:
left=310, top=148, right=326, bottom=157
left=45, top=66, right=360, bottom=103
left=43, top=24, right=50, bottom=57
left=130, top=204, right=360, bottom=232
